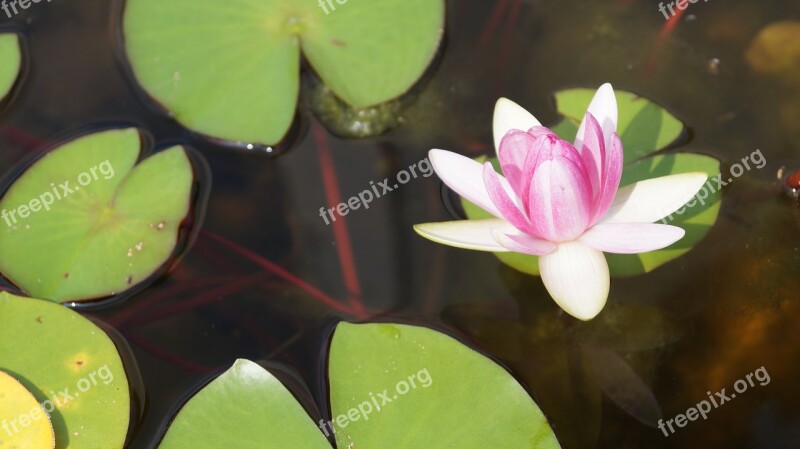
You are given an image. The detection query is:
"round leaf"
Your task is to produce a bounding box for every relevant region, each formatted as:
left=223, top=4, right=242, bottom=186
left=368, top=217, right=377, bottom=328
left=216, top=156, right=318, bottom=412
left=0, top=370, right=55, bottom=449
left=0, top=292, right=130, bottom=449
left=328, top=322, right=561, bottom=448
left=0, top=128, right=194, bottom=302
left=158, top=359, right=330, bottom=449
left=0, top=33, right=21, bottom=102
left=123, top=0, right=444, bottom=145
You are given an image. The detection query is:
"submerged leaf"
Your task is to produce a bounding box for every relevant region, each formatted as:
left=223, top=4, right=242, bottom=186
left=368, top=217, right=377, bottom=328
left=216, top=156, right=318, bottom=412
left=0, top=128, right=195, bottom=302
left=0, top=292, right=130, bottom=449
left=123, top=0, right=445, bottom=145
left=581, top=346, right=662, bottom=427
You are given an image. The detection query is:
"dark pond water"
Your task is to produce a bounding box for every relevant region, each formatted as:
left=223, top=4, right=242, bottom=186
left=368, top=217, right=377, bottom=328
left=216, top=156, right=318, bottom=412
left=1, top=0, right=799, bottom=448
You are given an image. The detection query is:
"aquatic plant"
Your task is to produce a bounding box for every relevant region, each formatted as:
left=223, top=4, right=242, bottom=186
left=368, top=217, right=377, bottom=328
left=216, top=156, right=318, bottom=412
left=0, top=32, right=20, bottom=102
left=157, top=323, right=561, bottom=448
left=415, top=84, right=710, bottom=320
left=0, top=292, right=131, bottom=448
left=122, top=0, right=445, bottom=146
left=0, top=128, right=198, bottom=303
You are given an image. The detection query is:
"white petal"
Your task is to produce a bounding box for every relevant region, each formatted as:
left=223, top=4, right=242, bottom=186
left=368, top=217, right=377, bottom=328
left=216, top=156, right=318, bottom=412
left=601, top=172, right=708, bottom=224
left=493, top=98, right=541, bottom=152
left=414, top=219, right=516, bottom=252
left=580, top=223, right=685, bottom=254
left=429, top=149, right=502, bottom=217
left=574, top=83, right=618, bottom=151
left=538, top=241, right=610, bottom=320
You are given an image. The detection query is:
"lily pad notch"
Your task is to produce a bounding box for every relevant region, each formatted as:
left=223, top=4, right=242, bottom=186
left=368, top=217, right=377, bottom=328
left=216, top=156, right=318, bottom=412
left=0, top=127, right=207, bottom=304
left=122, top=0, right=446, bottom=145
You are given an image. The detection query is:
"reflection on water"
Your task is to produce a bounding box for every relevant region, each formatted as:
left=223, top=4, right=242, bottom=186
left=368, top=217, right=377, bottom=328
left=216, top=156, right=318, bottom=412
left=0, top=0, right=799, bottom=448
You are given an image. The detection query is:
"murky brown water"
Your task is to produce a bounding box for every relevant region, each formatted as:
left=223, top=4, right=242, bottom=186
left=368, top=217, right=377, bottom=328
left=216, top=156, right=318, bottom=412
left=1, top=0, right=799, bottom=448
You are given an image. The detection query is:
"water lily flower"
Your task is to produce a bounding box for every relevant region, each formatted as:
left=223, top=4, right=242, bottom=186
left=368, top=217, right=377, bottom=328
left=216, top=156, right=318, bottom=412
left=414, top=84, right=707, bottom=320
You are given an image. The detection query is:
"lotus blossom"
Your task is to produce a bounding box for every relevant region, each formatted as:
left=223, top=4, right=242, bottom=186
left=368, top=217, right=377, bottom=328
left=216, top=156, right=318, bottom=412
left=414, top=84, right=707, bottom=320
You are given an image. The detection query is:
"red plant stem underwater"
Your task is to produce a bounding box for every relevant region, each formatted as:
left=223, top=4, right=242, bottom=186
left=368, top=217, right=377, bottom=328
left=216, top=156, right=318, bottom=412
left=645, top=5, right=688, bottom=74
left=203, top=230, right=355, bottom=316
left=126, top=331, right=215, bottom=374
left=473, top=0, right=523, bottom=95
left=312, top=122, right=369, bottom=319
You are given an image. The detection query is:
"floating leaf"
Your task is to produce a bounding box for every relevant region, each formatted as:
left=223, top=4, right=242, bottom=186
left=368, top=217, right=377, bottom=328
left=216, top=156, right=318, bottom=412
left=553, top=88, right=684, bottom=163
left=0, top=128, right=195, bottom=302
left=0, top=292, right=130, bottom=448
left=159, top=359, right=330, bottom=449
left=0, top=370, right=55, bottom=449
left=0, top=33, right=21, bottom=102
left=123, top=0, right=445, bottom=145
left=463, top=89, right=721, bottom=277
left=328, top=322, right=560, bottom=448
left=158, top=323, right=561, bottom=448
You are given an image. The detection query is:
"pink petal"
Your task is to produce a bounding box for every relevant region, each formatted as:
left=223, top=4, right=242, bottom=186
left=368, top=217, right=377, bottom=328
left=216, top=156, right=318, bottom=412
left=429, top=149, right=502, bottom=218
left=497, top=131, right=536, bottom=198
left=483, top=162, right=532, bottom=233
left=528, top=144, right=593, bottom=241
left=528, top=126, right=558, bottom=139
left=574, top=83, right=618, bottom=152
left=515, top=134, right=552, bottom=211
left=579, top=223, right=685, bottom=254
left=490, top=230, right=557, bottom=256
left=590, top=132, right=624, bottom=225
left=578, top=112, right=605, bottom=202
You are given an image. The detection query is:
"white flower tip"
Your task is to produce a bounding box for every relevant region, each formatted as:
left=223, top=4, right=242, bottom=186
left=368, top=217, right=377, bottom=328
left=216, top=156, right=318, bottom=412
left=683, top=171, right=710, bottom=192
left=493, top=97, right=540, bottom=151
left=413, top=220, right=512, bottom=252
left=538, top=242, right=610, bottom=320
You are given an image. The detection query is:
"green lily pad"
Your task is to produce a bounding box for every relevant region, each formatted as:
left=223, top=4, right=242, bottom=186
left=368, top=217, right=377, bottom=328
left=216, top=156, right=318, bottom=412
left=159, top=359, right=331, bottom=449
left=123, top=0, right=445, bottom=145
left=463, top=89, right=721, bottom=277
left=0, top=128, right=194, bottom=302
left=158, top=323, right=561, bottom=448
left=0, top=291, right=130, bottom=449
left=0, top=33, right=21, bottom=102
left=328, top=322, right=560, bottom=448
left=0, top=370, right=55, bottom=449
